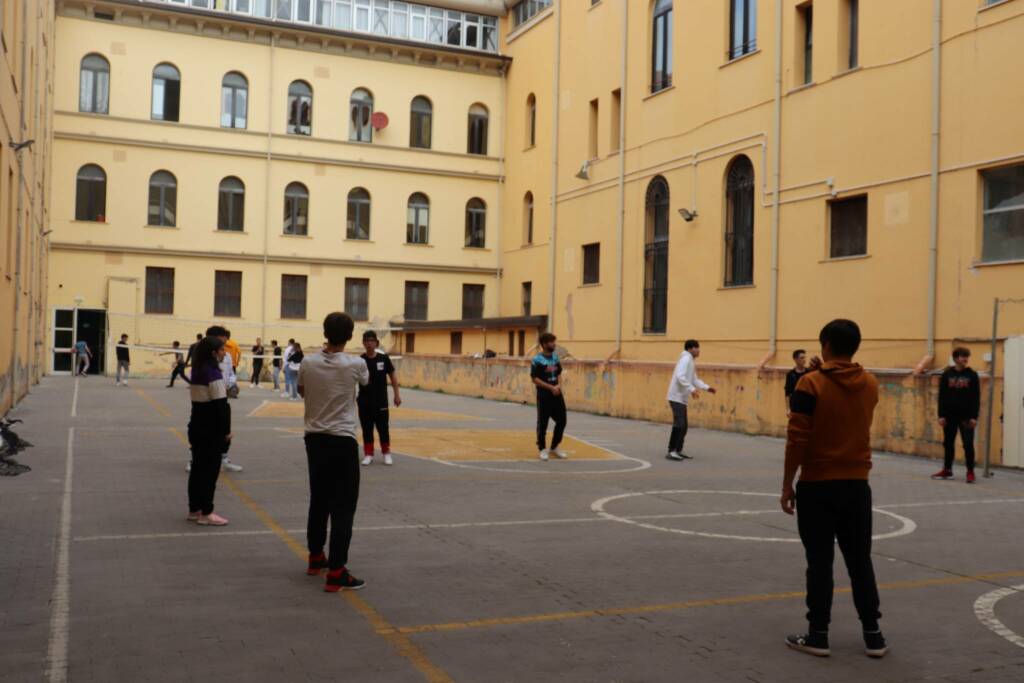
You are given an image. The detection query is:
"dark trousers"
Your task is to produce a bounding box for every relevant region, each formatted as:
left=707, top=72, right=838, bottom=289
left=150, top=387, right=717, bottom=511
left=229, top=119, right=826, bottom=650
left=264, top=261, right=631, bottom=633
left=169, top=362, right=189, bottom=386
left=187, top=444, right=222, bottom=515
left=942, top=418, right=976, bottom=471
left=305, top=433, right=360, bottom=570
left=796, top=480, right=881, bottom=632
left=536, top=391, right=567, bottom=450
left=359, top=404, right=390, bottom=454
left=668, top=401, right=688, bottom=453
left=251, top=359, right=264, bottom=385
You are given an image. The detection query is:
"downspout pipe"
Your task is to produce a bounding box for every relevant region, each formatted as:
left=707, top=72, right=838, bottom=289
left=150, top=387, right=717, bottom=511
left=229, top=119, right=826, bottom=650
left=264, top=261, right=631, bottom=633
left=260, top=34, right=276, bottom=340
left=546, top=0, right=562, bottom=333
left=9, top=0, right=29, bottom=405
left=924, top=0, right=942, bottom=369
left=765, top=0, right=783, bottom=368
left=614, top=0, right=628, bottom=358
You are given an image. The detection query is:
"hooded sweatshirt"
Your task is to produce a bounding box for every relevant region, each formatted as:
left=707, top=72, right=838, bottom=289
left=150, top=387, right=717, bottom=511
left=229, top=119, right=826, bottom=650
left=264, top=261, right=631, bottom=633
left=785, top=361, right=879, bottom=482
left=937, top=366, right=980, bottom=420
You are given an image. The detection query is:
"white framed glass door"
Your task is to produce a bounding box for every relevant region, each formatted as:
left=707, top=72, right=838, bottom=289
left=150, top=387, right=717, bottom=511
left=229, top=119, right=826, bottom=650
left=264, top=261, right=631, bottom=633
left=52, top=308, right=76, bottom=374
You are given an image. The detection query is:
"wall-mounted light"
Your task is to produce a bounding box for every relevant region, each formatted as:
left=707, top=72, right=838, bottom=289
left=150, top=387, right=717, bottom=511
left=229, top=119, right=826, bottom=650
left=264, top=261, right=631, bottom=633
left=10, top=139, right=35, bottom=152
left=678, top=208, right=698, bottom=222
left=575, top=160, right=591, bottom=181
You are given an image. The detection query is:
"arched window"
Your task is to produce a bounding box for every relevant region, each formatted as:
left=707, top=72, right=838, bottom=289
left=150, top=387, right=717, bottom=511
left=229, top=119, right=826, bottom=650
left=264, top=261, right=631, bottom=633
left=147, top=170, right=177, bottom=227
left=468, top=104, right=488, bottom=155
left=643, top=176, right=670, bottom=333
left=221, top=72, right=248, bottom=129
left=218, top=176, right=245, bottom=231
left=350, top=88, right=374, bottom=142
left=651, top=0, right=673, bottom=93
left=287, top=80, right=312, bottom=135
left=151, top=63, right=181, bottom=122
left=75, top=164, right=107, bottom=222
left=725, top=156, right=755, bottom=286
left=465, top=198, right=486, bottom=248
left=410, top=96, right=432, bottom=149
left=79, top=54, right=110, bottom=114
left=284, top=182, right=309, bottom=235
left=526, top=93, right=537, bottom=147
left=406, top=193, right=430, bottom=244
left=346, top=187, right=371, bottom=240
left=524, top=191, right=534, bottom=244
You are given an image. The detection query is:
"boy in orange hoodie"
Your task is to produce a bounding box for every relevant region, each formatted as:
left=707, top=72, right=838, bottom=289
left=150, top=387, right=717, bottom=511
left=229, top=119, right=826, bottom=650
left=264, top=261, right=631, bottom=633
left=780, top=319, right=887, bottom=659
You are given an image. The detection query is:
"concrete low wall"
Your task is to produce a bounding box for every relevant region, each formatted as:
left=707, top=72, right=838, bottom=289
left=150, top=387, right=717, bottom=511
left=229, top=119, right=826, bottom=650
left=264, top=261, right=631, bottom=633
left=396, top=355, right=1006, bottom=466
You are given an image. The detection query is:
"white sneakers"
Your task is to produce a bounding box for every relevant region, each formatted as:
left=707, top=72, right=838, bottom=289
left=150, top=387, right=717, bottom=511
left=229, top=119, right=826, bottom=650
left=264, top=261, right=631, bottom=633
left=539, top=449, right=549, bottom=461
left=383, top=453, right=393, bottom=466
left=363, top=453, right=394, bottom=466
left=361, top=455, right=373, bottom=466
left=551, top=449, right=568, bottom=459
left=539, top=448, right=567, bottom=461
left=222, top=459, right=243, bottom=473
left=280, top=392, right=289, bottom=398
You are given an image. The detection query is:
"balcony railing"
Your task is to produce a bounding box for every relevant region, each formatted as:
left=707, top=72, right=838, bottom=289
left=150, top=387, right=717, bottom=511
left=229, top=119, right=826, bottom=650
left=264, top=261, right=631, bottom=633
left=146, top=0, right=500, bottom=53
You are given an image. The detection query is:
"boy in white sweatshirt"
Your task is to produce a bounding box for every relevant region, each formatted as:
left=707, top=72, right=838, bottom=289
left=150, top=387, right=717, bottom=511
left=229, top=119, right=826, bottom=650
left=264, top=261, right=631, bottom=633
left=665, top=339, right=716, bottom=460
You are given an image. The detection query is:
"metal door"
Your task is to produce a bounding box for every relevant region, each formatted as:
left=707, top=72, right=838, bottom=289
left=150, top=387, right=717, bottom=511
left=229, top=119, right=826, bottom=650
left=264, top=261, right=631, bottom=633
left=1004, top=336, right=1024, bottom=468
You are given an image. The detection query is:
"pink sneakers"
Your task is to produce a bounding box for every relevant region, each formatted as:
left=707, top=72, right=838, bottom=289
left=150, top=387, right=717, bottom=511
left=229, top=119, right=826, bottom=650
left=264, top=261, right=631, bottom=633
left=196, top=512, right=229, bottom=526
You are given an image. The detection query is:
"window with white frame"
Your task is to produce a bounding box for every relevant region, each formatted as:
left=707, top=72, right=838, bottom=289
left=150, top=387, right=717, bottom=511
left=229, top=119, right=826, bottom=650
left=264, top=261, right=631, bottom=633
left=79, top=54, right=110, bottom=114
left=511, top=0, right=552, bottom=28
left=982, top=164, right=1024, bottom=263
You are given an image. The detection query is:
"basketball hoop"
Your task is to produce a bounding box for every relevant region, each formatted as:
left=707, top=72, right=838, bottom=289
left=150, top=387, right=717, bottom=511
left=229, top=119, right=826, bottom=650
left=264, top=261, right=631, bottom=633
left=371, top=112, right=389, bottom=130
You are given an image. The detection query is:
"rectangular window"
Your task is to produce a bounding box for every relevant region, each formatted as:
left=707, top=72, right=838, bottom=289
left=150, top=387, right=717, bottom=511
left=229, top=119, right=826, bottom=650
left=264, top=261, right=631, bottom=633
left=214, top=270, right=242, bottom=317
left=406, top=332, right=416, bottom=353
left=982, top=164, right=1024, bottom=262
left=517, top=329, right=525, bottom=357
left=281, top=274, right=308, bottom=319
left=799, top=3, right=813, bottom=85
left=582, top=243, right=600, bottom=284
left=829, top=195, right=868, bottom=259
left=651, top=1, right=673, bottom=92
left=450, top=331, right=463, bottom=355
left=588, top=98, right=599, bottom=159
left=847, top=0, right=859, bottom=69
left=405, top=281, right=429, bottom=321
left=522, top=281, right=532, bottom=316
left=145, top=267, right=175, bottom=314
left=729, top=0, right=758, bottom=60
left=609, top=89, right=621, bottom=152
left=512, top=0, right=551, bottom=28
left=345, top=277, right=370, bottom=321
left=462, top=284, right=484, bottom=319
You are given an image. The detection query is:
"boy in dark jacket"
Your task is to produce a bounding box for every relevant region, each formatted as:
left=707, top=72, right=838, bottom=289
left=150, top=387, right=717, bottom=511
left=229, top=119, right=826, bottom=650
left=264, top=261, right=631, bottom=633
left=932, top=347, right=981, bottom=483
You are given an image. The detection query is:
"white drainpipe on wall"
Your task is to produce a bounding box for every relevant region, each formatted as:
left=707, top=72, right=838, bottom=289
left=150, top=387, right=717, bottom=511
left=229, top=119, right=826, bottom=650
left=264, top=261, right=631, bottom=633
left=766, top=0, right=783, bottom=366
left=614, top=0, right=628, bottom=358
left=925, top=0, right=943, bottom=368
left=260, top=34, right=276, bottom=340
left=546, top=0, right=562, bottom=333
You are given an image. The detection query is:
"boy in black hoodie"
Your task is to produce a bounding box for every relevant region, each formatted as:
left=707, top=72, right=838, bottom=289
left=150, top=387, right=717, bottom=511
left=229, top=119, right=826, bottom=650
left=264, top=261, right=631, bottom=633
left=932, top=347, right=981, bottom=483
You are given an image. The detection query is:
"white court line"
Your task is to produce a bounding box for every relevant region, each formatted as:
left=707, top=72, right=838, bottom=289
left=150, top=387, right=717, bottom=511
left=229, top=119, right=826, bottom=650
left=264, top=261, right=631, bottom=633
left=245, top=400, right=269, bottom=418
left=45, top=428, right=74, bottom=683
left=974, top=584, right=1024, bottom=649
left=70, top=377, right=79, bottom=419
left=877, top=498, right=1024, bottom=509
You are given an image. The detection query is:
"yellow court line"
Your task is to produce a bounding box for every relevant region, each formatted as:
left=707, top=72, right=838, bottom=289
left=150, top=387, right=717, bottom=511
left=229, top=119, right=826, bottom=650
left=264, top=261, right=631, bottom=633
left=135, top=388, right=173, bottom=417
left=395, top=570, right=1024, bottom=635
left=168, top=427, right=453, bottom=683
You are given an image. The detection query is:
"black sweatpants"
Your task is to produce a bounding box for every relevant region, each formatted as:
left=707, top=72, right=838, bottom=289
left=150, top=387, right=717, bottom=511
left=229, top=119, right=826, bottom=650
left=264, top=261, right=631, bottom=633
left=251, top=359, right=264, bottom=386
left=187, top=443, right=222, bottom=515
left=305, top=433, right=360, bottom=570
left=358, top=404, right=391, bottom=454
left=942, top=418, right=976, bottom=471
left=796, top=480, right=881, bottom=632
left=536, top=391, right=567, bottom=450
left=169, top=362, right=190, bottom=386
left=667, top=401, right=688, bottom=453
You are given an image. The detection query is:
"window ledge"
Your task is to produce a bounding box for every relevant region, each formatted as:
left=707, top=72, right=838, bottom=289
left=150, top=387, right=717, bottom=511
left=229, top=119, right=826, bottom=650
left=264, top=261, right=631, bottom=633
left=831, top=65, right=863, bottom=82
left=404, top=242, right=434, bottom=247
left=641, top=331, right=668, bottom=337
left=144, top=225, right=179, bottom=230
left=280, top=317, right=309, bottom=321
left=821, top=254, right=870, bottom=263
left=643, top=85, right=676, bottom=102
left=345, top=237, right=373, bottom=243
left=972, top=257, right=1024, bottom=268
left=463, top=246, right=490, bottom=251
left=506, top=7, right=554, bottom=44
left=215, top=229, right=248, bottom=234
left=721, top=49, right=762, bottom=69
left=980, top=0, right=1017, bottom=13
left=787, top=81, right=817, bottom=95
left=281, top=233, right=312, bottom=238
left=718, top=283, right=756, bottom=290
left=579, top=282, right=602, bottom=288
left=72, top=219, right=108, bottom=224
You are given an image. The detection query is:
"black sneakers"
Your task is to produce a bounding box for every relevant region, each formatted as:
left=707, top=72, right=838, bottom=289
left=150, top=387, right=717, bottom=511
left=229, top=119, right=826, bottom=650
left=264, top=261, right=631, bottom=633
left=785, top=631, right=830, bottom=657
left=324, top=567, right=366, bottom=593
left=863, top=630, right=888, bottom=658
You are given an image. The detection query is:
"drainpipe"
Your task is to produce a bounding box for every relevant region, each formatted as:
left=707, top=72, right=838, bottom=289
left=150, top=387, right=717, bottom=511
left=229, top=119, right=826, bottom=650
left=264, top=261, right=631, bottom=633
left=9, top=0, right=29, bottom=405
left=260, top=34, right=277, bottom=340
left=613, top=0, right=628, bottom=358
left=923, top=0, right=942, bottom=370
left=764, top=0, right=783, bottom=370
left=546, top=0, right=562, bottom=333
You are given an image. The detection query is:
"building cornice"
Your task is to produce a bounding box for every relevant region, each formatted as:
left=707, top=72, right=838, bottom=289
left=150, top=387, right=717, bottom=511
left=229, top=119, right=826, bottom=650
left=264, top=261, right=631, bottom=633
left=58, top=0, right=511, bottom=77
left=51, top=241, right=503, bottom=276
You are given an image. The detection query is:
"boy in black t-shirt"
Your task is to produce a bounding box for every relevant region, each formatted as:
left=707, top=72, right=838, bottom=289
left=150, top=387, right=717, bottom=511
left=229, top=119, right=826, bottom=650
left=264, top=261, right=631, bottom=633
left=784, top=349, right=810, bottom=414
left=932, top=346, right=981, bottom=483
left=531, top=332, right=568, bottom=461
left=358, top=331, right=401, bottom=466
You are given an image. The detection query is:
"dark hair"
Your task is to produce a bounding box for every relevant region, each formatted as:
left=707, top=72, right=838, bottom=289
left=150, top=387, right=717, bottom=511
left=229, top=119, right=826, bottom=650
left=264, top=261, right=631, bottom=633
left=120, top=333, right=128, bottom=339
left=196, top=333, right=203, bottom=340
left=952, top=346, right=971, bottom=359
left=192, top=336, right=225, bottom=372
left=206, top=325, right=229, bottom=338
left=172, top=340, right=180, bottom=347
left=684, top=339, right=700, bottom=351
left=270, top=339, right=277, bottom=345
left=819, top=319, right=861, bottom=358
left=793, top=349, right=806, bottom=360
left=539, top=332, right=557, bottom=345
left=363, top=330, right=379, bottom=342
left=225, top=329, right=232, bottom=339
left=288, top=338, right=295, bottom=344
left=324, top=312, right=355, bottom=346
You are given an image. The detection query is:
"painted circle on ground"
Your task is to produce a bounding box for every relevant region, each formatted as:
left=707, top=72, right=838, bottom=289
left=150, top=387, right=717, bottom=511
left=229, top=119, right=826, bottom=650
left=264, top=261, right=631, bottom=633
left=974, top=584, right=1024, bottom=650
left=590, top=490, right=917, bottom=543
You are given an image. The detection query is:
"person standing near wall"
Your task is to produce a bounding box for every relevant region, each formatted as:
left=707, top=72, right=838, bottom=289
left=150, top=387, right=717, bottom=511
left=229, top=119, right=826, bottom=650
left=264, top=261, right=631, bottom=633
left=286, top=342, right=304, bottom=401
left=298, top=312, right=369, bottom=591
left=186, top=336, right=232, bottom=527
left=785, top=349, right=810, bottom=414
left=271, top=340, right=283, bottom=391
left=115, top=334, right=131, bottom=386
left=250, top=337, right=265, bottom=388
left=74, top=339, right=91, bottom=376
left=358, top=331, right=401, bottom=467
left=665, top=339, right=716, bottom=461
left=531, top=332, right=568, bottom=461
left=780, top=319, right=886, bottom=659
left=932, top=347, right=981, bottom=484
left=281, top=338, right=296, bottom=398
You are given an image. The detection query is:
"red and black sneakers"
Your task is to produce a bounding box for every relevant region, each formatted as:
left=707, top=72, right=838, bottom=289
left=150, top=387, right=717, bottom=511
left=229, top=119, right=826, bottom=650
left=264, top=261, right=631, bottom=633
left=966, top=470, right=976, bottom=484
left=324, top=567, right=366, bottom=593
left=930, top=469, right=953, bottom=480
left=307, top=552, right=327, bottom=576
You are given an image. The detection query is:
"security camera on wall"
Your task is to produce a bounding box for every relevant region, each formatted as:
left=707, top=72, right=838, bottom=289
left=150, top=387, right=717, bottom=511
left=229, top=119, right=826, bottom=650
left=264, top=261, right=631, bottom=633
left=678, top=208, right=698, bottom=222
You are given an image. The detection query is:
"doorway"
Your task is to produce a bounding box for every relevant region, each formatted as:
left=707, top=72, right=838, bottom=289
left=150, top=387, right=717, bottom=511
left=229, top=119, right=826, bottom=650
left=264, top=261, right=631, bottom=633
left=76, top=310, right=107, bottom=375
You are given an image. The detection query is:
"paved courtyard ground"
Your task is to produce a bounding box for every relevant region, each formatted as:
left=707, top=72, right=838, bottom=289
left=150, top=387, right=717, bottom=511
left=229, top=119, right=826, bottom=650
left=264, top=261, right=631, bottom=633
left=4, top=376, right=1024, bottom=682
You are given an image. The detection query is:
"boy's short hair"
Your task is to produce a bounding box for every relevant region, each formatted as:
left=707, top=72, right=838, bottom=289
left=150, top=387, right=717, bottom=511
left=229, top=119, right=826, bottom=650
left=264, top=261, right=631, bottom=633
left=172, top=340, right=180, bottom=346
left=793, top=349, right=806, bottom=360
left=684, top=339, right=700, bottom=351
left=120, top=333, right=128, bottom=339
left=539, top=332, right=557, bottom=345
left=323, top=312, right=355, bottom=346
left=819, top=319, right=861, bottom=357
left=271, top=339, right=277, bottom=345
left=206, top=325, right=229, bottom=338
left=196, top=333, right=203, bottom=340
left=363, top=330, right=379, bottom=342
left=952, top=346, right=971, bottom=359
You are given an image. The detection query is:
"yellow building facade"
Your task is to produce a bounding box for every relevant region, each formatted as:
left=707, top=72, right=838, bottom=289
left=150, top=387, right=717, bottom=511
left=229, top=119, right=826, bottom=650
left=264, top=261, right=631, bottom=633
left=1, top=0, right=55, bottom=413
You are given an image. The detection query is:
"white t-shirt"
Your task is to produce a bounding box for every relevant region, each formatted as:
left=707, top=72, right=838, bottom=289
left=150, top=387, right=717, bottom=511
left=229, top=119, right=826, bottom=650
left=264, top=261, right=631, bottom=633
left=298, top=350, right=369, bottom=438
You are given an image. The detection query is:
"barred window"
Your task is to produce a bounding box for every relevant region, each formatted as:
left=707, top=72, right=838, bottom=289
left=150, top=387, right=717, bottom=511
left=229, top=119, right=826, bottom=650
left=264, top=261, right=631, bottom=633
left=281, top=274, right=308, bottom=319
left=462, top=284, right=484, bottom=319
left=644, top=177, right=669, bottom=333
left=724, top=156, right=755, bottom=286
left=214, top=270, right=242, bottom=317
left=145, top=267, right=175, bottom=314
left=345, top=278, right=370, bottom=321
left=404, top=281, right=429, bottom=321
left=582, top=243, right=601, bottom=285
left=829, top=196, right=867, bottom=259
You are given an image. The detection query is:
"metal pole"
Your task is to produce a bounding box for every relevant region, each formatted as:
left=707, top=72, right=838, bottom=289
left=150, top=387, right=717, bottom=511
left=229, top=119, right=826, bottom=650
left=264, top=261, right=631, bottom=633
left=984, top=297, right=999, bottom=478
